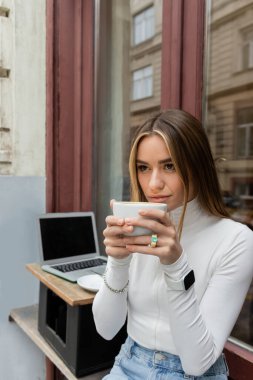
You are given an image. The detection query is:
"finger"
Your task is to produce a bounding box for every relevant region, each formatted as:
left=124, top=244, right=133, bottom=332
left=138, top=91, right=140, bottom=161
left=123, top=235, right=154, bottom=247
left=124, top=217, right=172, bottom=235
left=125, top=243, right=172, bottom=258
left=103, top=224, right=134, bottom=238
left=110, top=199, right=116, bottom=210
left=105, top=245, right=132, bottom=258
left=125, top=244, right=161, bottom=257
left=139, top=208, right=171, bottom=226
left=104, top=236, right=128, bottom=248
left=105, top=215, right=124, bottom=227
left=126, top=243, right=181, bottom=265
left=104, top=225, right=125, bottom=237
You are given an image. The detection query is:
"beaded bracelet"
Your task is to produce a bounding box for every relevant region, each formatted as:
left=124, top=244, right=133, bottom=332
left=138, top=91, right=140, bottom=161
left=103, top=270, right=129, bottom=294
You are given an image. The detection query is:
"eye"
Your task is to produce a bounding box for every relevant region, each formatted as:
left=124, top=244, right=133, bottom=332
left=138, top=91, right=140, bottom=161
left=136, top=164, right=149, bottom=172
left=164, top=162, right=175, bottom=172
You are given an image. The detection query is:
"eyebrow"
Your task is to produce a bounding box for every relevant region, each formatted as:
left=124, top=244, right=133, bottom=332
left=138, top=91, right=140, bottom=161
left=136, top=158, right=172, bottom=164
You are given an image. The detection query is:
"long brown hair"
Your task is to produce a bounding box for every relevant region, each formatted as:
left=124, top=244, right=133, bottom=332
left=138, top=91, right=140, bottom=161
left=129, top=109, right=229, bottom=237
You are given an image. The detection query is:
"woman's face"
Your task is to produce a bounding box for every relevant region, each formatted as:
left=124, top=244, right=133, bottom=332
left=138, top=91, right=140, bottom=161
left=136, top=134, right=195, bottom=210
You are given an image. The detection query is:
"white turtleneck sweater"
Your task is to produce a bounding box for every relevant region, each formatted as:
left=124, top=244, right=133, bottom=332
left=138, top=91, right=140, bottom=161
left=92, top=199, right=253, bottom=376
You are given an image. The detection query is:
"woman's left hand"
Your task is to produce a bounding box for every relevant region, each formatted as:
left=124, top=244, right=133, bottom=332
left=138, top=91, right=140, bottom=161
left=122, top=208, right=182, bottom=265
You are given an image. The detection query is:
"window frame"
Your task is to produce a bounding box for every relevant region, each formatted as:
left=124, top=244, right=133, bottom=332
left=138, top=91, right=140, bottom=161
left=132, top=65, right=153, bottom=100
left=241, top=27, right=253, bottom=70
left=161, top=0, right=253, bottom=377
left=235, top=107, right=253, bottom=159
left=133, top=5, right=155, bottom=46
left=46, top=0, right=253, bottom=377
left=237, top=122, right=253, bottom=158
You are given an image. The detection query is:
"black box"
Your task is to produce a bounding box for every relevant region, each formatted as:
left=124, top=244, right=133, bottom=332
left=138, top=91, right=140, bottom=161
left=38, top=283, right=127, bottom=377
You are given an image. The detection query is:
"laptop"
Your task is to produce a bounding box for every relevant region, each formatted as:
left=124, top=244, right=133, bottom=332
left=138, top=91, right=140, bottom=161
left=38, top=212, right=107, bottom=282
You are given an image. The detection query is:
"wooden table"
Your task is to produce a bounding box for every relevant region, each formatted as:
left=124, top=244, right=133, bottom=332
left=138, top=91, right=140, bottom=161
left=26, top=263, right=95, bottom=306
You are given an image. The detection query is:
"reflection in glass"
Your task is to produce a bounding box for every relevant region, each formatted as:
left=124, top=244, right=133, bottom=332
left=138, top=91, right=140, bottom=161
left=204, top=0, right=253, bottom=346
left=133, top=6, right=155, bottom=45
left=241, top=28, right=253, bottom=70
left=132, top=65, right=153, bottom=100
left=94, top=0, right=162, bottom=252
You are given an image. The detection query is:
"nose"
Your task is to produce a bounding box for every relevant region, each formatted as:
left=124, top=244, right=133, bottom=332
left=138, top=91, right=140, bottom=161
left=149, top=169, right=164, bottom=192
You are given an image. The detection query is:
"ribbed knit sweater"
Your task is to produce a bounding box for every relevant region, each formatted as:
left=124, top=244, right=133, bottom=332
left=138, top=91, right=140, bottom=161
left=93, top=199, right=253, bottom=376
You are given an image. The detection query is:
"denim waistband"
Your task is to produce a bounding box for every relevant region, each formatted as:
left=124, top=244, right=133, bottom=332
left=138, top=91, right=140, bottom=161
left=122, top=336, right=228, bottom=377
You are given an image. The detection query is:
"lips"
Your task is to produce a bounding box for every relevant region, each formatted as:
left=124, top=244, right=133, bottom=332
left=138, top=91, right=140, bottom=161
left=148, top=196, right=171, bottom=203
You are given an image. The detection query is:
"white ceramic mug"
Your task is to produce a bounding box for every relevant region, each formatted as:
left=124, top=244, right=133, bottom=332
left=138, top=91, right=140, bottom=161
left=112, top=201, right=167, bottom=236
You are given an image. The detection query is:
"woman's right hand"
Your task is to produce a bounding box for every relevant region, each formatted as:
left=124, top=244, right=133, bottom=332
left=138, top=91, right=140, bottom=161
left=103, top=214, right=134, bottom=259
left=103, top=200, right=134, bottom=259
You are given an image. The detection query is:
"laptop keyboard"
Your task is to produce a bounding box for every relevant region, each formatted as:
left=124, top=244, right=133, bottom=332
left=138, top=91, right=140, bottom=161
left=52, top=258, right=106, bottom=273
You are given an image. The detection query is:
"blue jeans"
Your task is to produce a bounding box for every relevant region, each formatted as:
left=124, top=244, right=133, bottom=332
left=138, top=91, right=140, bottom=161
left=103, top=337, right=229, bottom=379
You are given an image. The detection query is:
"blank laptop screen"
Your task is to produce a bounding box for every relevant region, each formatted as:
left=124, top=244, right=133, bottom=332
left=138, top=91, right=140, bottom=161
left=40, top=216, right=96, bottom=261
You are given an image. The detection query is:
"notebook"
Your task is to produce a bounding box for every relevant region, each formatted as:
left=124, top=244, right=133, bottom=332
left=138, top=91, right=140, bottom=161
left=38, top=212, right=107, bottom=282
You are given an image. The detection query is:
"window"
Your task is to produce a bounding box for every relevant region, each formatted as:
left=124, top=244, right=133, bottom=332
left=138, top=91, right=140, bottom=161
left=132, top=66, right=153, bottom=100
left=241, top=28, right=253, bottom=70
left=94, top=1, right=162, bottom=253
left=237, top=108, right=253, bottom=158
left=204, top=1, right=253, bottom=350
left=133, top=6, right=155, bottom=45
left=234, top=181, right=253, bottom=197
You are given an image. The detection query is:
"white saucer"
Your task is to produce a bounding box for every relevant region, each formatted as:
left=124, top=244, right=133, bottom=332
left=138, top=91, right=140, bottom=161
left=77, top=274, right=103, bottom=293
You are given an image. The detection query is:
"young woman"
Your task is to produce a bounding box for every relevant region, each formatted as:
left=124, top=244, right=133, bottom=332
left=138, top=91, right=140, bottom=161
left=92, top=109, right=253, bottom=379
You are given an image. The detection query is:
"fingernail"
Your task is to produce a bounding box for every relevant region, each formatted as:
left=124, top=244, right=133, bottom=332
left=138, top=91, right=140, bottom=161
left=123, top=225, right=133, bottom=231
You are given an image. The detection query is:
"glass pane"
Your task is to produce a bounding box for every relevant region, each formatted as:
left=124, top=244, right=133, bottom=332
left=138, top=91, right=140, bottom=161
left=94, top=0, right=162, bottom=252
left=237, top=127, right=246, bottom=157
left=144, top=65, right=152, bottom=76
left=133, top=6, right=154, bottom=45
left=238, top=108, right=253, bottom=124
left=204, top=0, right=253, bottom=347
left=132, top=66, right=153, bottom=100
left=134, top=24, right=142, bottom=45
left=242, top=44, right=250, bottom=70
left=145, top=76, right=153, bottom=97
left=133, top=69, right=143, bottom=80
left=250, top=42, right=253, bottom=67
left=250, top=127, right=253, bottom=156
left=146, top=20, right=154, bottom=39
left=146, top=7, right=154, bottom=18
left=133, top=79, right=142, bottom=100
left=134, top=12, right=143, bottom=24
